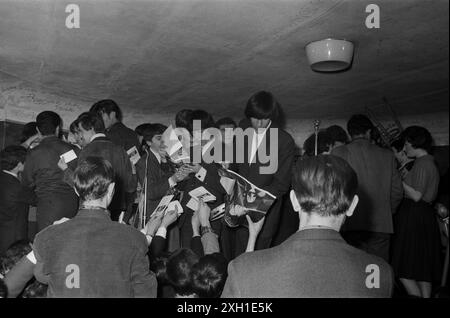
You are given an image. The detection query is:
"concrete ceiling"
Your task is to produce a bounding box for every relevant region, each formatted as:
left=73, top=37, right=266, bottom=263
left=0, top=0, right=448, bottom=121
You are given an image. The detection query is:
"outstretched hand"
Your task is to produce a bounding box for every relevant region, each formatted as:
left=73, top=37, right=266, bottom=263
left=246, top=215, right=265, bottom=239
left=57, top=157, right=68, bottom=171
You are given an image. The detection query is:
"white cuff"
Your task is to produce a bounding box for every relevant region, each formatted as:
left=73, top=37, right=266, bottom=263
left=27, top=251, right=37, bottom=264
left=156, top=227, right=167, bottom=239
left=168, top=177, right=177, bottom=188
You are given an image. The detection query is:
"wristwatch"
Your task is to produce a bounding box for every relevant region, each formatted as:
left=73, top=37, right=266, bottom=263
left=200, top=225, right=215, bottom=236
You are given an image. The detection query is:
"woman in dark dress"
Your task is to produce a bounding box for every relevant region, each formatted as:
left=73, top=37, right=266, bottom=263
left=391, top=126, right=441, bottom=297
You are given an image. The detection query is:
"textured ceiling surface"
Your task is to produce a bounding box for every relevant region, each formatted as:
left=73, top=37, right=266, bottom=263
left=0, top=0, right=448, bottom=121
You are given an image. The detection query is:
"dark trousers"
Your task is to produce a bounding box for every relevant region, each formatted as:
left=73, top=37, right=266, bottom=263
left=342, top=231, right=391, bottom=262
left=36, top=193, right=78, bottom=231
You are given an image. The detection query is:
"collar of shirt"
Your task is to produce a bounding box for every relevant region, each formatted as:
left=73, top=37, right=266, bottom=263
left=90, top=133, right=106, bottom=142
left=2, top=170, right=18, bottom=179
left=150, top=148, right=162, bottom=164
left=250, top=121, right=272, bottom=163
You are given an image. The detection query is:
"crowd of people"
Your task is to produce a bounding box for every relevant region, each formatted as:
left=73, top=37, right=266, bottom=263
left=0, top=91, right=448, bottom=298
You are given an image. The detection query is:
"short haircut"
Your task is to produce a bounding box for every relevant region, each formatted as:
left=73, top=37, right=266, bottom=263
left=326, top=125, right=349, bottom=145
left=292, top=155, right=358, bottom=217
left=0, top=145, right=27, bottom=171
left=135, top=123, right=152, bottom=136
left=0, top=278, right=7, bottom=298
left=191, top=109, right=215, bottom=130
left=390, top=136, right=406, bottom=152
left=0, top=239, right=32, bottom=276
left=216, top=117, right=237, bottom=128
left=77, top=112, right=105, bottom=133
left=244, top=91, right=280, bottom=121
left=347, top=114, right=374, bottom=137
left=21, top=122, right=38, bottom=143
left=303, top=130, right=332, bottom=157
left=166, top=248, right=200, bottom=296
left=141, top=123, right=167, bottom=142
left=69, top=119, right=80, bottom=134
left=175, top=109, right=193, bottom=133
left=191, top=253, right=228, bottom=298
left=403, top=126, right=433, bottom=153
left=90, top=99, right=122, bottom=121
left=36, top=111, right=62, bottom=136
left=73, top=157, right=114, bottom=202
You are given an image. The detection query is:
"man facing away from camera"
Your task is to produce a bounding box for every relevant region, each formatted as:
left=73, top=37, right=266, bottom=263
left=331, top=114, right=403, bottom=261
left=221, top=155, right=393, bottom=297
left=22, top=111, right=80, bottom=231
left=33, top=156, right=157, bottom=297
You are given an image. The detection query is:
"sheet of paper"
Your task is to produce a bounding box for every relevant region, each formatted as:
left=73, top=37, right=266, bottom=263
left=162, top=125, right=184, bottom=156
left=127, top=146, right=141, bottom=165
left=195, top=167, right=207, bottom=182
left=151, top=194, right=174, bottom=217
left=167, top=200, right=184, bottom=216
left=60, top=149, right=77, bottom=164
left=186, top=197, right=199, bottom=211
left=189, top=186, right=216, bottom=202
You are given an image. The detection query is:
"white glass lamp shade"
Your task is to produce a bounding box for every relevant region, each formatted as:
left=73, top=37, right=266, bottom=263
left=305, top=39, right=354, bottom=72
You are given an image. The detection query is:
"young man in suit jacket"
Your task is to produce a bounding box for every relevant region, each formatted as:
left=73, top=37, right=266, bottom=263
left=59, top=112, right=137, bottom=222
left=22, top=111, right=80, bottom=231
left=221, top=155, right=394, bottom=298
left=230, top=91, right=296, bottom=258
left=33, top=157, right=156, bottom=297
left=89, top=99, right=140, bottom=152
left=0, top=146, right=35, bottom=254
left=331, top=114, right=403, bottom=261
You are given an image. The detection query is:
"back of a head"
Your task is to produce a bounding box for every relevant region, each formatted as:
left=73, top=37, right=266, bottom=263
left=142, top=123, right=168, bottom=142
left=326, top=125, right=349, bottom=145
left=73, top=156, right=114, bottom=203
left=191, top=253, right=228, bottom=298
left=175, top=109, right=193, bottom=133
left=244, top=91, right=280, bottom=122
left=69, top=119, right=80, bottom=134
left=292, top=155, right=358, bottom=217
left=347, top=114, right=374, bottom=138
left=0, top=145, right=27, bottom=171
left=90, top=99, right=122, bottom=122
left=166, top=248, right=200, bottom=296
left=390, top=136, right=406, bottom=152
left=135, top=123, right=152, bottom=137
left=0, top=239, right=32, bottom=276
left=303, top=130, right=332, bottom=157
left=191, top=109, right=215, bottom=130
left=36, top=111, right=61, bottom=136
left=216, top=117, right=237, bottom=129
left=21, top=122, right=38, bottom=143
left=402, top=125, right=433, bottom=153
left=77, top=112, right=105, bottom=134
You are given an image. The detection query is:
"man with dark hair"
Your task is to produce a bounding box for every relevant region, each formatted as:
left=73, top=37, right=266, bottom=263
left=89, top=99, right=140, bottom=152
left=33, top=156, right=157, bottom=297
left=231, top=91, right=296, bottom=257
left=166, top=248, right=200, bottom=297
left=136, top=123, right=191, bottom=246
left=331, top=114, right=403, bottom=261
left=175, top=109, right=193, bottom=134
left=302, top=130, right=332, bottom=156
left=22, top=111, right=80, bottom=231
left=222, top=155, right=393, bottom=297
left=59, top=112, right=137, bottom=222
left=326, top=125, right=349, bottom=150
left=20, top=122, right=40, bottom=150
left=0, top=146, right=34, bottom=254
left=191, top=253, right=227, bottom=298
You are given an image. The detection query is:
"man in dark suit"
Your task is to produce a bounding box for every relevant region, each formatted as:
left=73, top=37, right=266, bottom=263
left=89, top=99, right=140, bottom=152
left=33, top=157, right=156, bottom=297
left=60, top=112, right=137, bottom=222
left=331, top=115, right=403, bottom=261
left=136, top=123, right=193, bottom=251
left=22, top=111, right=80, bottom=231
left=231, top=91, right=296, bottom=257
left=0, top=146, right=34, bottom=254
left=221, top=155, right=394, bottom=298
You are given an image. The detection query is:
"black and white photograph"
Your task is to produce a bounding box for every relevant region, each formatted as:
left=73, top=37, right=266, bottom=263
left=0, top=0, right=448, bottom=306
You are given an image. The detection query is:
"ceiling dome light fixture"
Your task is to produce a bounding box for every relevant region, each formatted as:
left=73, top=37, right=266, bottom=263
left=305, top=38, right=354, bottom=72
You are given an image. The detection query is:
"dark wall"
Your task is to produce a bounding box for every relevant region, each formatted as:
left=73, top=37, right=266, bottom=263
left=0, top=121, right=26, bottom=150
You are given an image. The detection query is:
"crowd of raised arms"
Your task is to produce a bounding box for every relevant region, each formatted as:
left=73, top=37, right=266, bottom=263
left=0, top=91, right=448, bottom=298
